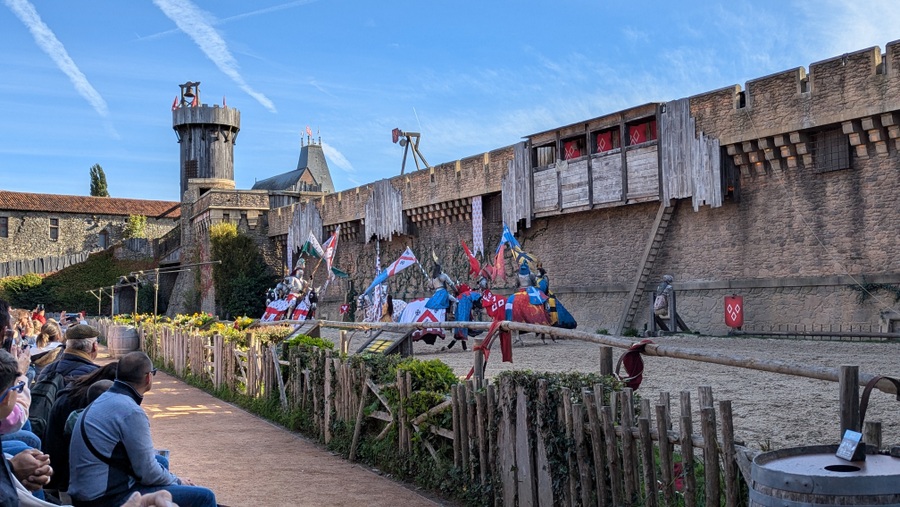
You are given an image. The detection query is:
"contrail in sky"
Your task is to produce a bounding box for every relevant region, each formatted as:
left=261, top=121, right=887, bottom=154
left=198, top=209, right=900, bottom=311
left=3, top=0, right=109, bottom=117
left=153, top=0, right=277, bottom=113
left=137, top=0, right=317, bottom=41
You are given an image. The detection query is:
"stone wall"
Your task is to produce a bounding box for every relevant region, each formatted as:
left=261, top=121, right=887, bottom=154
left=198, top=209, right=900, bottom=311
left=306, top=40, right=900, bottom=336
left=0, top=210, right=176, bottom=267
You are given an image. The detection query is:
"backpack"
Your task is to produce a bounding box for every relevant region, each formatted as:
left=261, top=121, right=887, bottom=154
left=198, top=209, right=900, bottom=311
left=27, top=369, right=67, bottom=442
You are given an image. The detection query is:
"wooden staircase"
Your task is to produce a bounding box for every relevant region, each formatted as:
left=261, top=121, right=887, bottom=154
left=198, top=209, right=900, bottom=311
left=616, top=200, right=677, bottom=335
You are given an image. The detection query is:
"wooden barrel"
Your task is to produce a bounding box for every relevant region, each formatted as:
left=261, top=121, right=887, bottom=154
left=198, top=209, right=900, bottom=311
left=107, top=325, right=140, bottom=358
left=751, top=445, right=900, bottom=506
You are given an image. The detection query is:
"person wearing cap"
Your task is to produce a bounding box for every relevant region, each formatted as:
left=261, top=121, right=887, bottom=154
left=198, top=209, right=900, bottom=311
left=68, top=351, right=217, bottom=507
left=34, top=324, right=101, bottom=385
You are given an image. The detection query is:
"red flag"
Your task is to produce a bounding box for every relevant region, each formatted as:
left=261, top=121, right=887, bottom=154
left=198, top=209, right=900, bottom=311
left=461, top=240, right=480, bottom=277
left=191, top=94, right=199, bottom=107
left=223, top=95, right=227, bottom=108
left=306, top=125, right=313, bottom=137
left=493, top=243, right=506, bottom=280
left=171, top=96, right=178, bottom=111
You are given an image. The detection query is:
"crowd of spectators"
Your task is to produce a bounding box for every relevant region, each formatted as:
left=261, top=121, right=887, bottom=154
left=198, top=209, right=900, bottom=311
left=0, top=299, right=218, bottom=507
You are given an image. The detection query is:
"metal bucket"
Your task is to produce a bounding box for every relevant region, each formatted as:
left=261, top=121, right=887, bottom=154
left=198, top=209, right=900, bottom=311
left=107, top=325, right=140, bottom=358
left=751, top=445, right=900, bottom=506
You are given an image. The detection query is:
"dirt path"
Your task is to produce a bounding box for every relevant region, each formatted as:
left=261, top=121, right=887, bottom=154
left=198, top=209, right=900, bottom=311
left=119, top=357, right=444, bottom=507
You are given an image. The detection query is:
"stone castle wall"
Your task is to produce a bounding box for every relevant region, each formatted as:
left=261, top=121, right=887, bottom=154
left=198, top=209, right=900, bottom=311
left=303, top=40, right=900, bottom=335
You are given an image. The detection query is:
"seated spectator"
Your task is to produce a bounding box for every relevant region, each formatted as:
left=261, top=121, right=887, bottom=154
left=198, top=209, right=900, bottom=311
left=0, top=350, right=53, bottom=504
left=68, top=352, right=217, bottom=507
left=0, top=343, right=41, bottom=458
left=43, top=363, right=118, bottom=493
left=30, top=321, right=64, bottom=383
left=35, top=325, right=101, bottom=384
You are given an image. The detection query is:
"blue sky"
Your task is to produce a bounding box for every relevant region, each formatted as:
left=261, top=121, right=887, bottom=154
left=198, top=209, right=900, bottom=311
left=1, top=0, right=898, bottom=202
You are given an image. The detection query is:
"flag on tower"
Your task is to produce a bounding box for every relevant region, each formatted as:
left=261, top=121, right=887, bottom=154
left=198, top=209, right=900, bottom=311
left=223, top=96, right=227, bottom=108
left=191, top=94, right=198, bottom=107
left=171, top=96, right=178, bottom=111
left=306, top=125, right=313, bottom=137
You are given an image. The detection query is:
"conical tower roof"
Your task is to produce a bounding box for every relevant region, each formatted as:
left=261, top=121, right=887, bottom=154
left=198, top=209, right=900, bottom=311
left=296, top=140, right=334, bottom=194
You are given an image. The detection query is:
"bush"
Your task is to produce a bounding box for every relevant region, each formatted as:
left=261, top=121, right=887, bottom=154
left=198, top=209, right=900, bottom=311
left=210, top=223, right=276, bottom=319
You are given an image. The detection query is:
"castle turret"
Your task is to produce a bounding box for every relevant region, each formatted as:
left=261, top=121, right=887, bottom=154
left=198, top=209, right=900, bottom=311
left=172, top=81, right=241, bottom=201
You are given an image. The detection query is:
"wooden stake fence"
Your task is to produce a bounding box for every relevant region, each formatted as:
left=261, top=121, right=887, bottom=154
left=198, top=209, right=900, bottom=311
left=130, top=320, right=776, bottom=506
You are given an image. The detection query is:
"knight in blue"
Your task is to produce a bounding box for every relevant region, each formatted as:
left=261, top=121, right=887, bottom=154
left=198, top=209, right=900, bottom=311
left=425, top=261, right=458, bottom=311
left=535, top=261, right=577, bottom=329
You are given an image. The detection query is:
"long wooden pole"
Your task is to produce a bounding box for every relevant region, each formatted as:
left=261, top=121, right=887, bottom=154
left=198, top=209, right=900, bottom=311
left=257, top=319, right=899, bottom=395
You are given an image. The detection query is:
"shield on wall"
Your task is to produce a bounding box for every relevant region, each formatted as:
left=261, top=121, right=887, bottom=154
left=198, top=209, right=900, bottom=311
left=725, top=295, right=743, bottom=328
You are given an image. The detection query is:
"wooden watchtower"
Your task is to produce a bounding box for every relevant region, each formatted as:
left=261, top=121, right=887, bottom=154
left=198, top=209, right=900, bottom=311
left=172, top=81, right=241, bottom=201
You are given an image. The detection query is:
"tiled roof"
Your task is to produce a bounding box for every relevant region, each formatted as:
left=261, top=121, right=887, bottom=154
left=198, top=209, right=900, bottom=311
left=0, top=191, right=181, bottom=219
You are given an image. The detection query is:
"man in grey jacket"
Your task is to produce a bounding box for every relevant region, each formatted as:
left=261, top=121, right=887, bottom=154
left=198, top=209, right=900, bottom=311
left=68, top=352, right=217, bottom=507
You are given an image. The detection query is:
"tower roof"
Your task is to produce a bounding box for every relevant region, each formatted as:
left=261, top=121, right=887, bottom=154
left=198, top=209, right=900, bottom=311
left=295, top=141, right=334, bottom=193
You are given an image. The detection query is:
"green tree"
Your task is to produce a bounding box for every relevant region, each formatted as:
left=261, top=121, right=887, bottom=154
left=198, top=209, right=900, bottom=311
left=124, top=215, right=147, bottom=239
left=89, top=163, right=109, bottom=197
left=210, top=222, right=276, bottom=319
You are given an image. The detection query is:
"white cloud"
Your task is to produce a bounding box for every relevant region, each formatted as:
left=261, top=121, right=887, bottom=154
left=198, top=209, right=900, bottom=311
left=321, top=142, right=354, bottom=173
left=153, top=0, right=277, bottom=113
left=3, top=0, right=109, bottom=117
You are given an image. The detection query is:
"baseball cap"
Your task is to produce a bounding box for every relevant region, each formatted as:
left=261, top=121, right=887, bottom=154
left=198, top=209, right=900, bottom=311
left=66, top=324, right=100, bottom=340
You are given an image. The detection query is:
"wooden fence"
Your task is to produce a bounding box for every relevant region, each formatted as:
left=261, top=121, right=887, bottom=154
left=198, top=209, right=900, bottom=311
left=0, top=250, right=92, bottom=278
left=114, top=320, right=756, bottom=506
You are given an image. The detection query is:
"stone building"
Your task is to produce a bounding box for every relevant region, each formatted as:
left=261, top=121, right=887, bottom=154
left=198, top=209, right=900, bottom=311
left=0, top=191, right=179, bottom=277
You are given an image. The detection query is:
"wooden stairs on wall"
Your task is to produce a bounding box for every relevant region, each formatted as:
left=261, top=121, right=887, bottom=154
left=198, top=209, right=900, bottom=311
left=616, top=200, right=677, bottom=335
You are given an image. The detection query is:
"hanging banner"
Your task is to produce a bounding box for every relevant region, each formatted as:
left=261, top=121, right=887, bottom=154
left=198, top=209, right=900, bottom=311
left=471, top=196, right=484, bottom=255
left=724, top=295, right=743, bottom=329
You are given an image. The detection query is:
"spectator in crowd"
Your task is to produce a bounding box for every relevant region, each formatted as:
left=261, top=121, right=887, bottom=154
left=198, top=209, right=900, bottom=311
left=69, top=351, right=217, bottom=507
left=35, top=325, right=101, bottom=384
left=43, top=363, right=118, bottom=493
left=29, top=322, right=64, bottom=382
left=30, top=307, right=46, bottom=327
left=0, top=350, right=53, bottom=504
left=0, top=340, right=41, bottom=458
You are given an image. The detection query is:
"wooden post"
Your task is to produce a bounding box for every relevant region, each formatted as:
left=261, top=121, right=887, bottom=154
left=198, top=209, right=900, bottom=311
left=535, top=380, right=553, bottom=507
left=620, top=389, right=638, bottom=503
left=562, top=388, right=578, bottom=505
left=397, top=371, right=407, bottom=453
left=452, top=385, right=461, bottom=468
left=638, top=418, right=658, bottom=507
left=600, top=405, right=623, bottom=507
left=700, top=407, right=719, bottom=507
left=656, top=404, right=675, bottom=506
left=474, top=338, right=485, bottom=389
left=467, top=380, right=478, bottom=481
left=340, top=330, right=349, bottom=355
left=404, top=371, right=413, bottom=451
left=324, top=350, right=332, bottom=444
left=498, top=377, right=517, bottom=507
left=458, top=384, right=470, bottom=471
left=839, top=365, right=860, bottom=437
left=573, top=402, right=593, bottom=507
left=582, top=388, right=609, bottom=507
left=680, top=391, right=697, bottom=507
left=476, top=389, right=489, bottom=485
left=349, top=371, right=369, bottom=462
left=515, top=385, right=535, bottom=506
left=599, top=346, right=613, bottom=376
left=719, top=401, right=739, bottom=507
left=864, top=421, right=883, bottom=452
